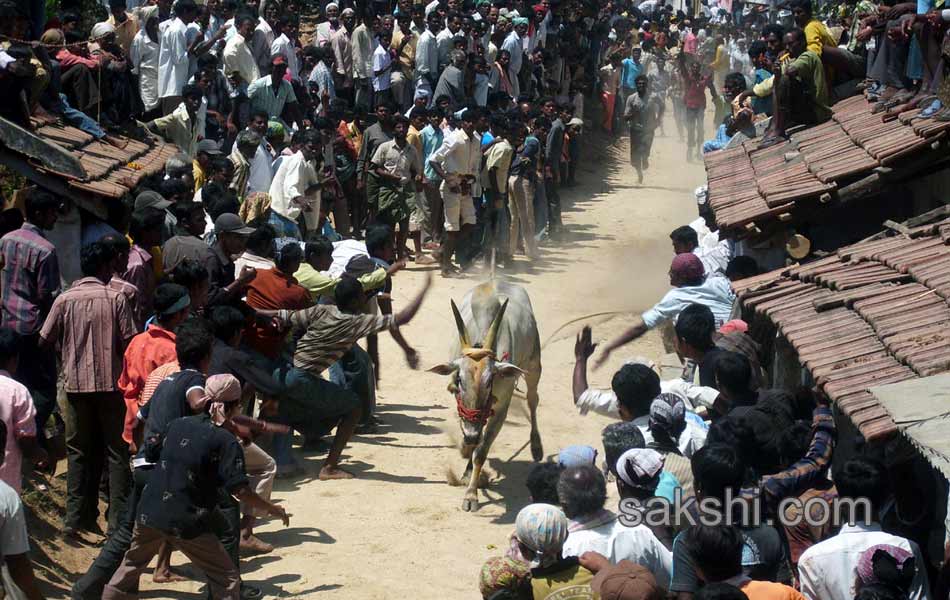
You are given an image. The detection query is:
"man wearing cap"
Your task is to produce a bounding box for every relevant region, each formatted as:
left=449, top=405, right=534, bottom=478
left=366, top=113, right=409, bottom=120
left=595, top=253, right=736, bottom=367
left=314, top=2, right=341, bottom=46
left=117, top=283, right=191, bottom=452
left=193, top=139, right=223, bottom=192
left=580, top=553, right=664, bottom=600
left=246, top=56, right=307, bottom=131
left=502, top=17, right=527, bottom=97
left=208, top=213, right=258, bottom=308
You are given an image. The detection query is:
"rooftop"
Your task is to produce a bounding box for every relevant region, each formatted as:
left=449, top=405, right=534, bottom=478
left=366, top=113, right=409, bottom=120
left=732, top=218, right=950, bottom=441
left=705, top=96, right=950, bottom=238
left=0, top=113, right=179, bottom=217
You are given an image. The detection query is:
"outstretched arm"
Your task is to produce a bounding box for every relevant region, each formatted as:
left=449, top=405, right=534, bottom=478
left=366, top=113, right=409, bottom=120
left=572, top=326, right=596, bottom=405
left=393, top=273, right=433, bottom=326
left=594, top=316, right=648, bottom=369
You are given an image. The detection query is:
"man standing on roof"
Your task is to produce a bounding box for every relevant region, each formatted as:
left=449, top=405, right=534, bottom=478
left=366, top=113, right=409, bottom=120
left=594, top=253, right=735, bottom=368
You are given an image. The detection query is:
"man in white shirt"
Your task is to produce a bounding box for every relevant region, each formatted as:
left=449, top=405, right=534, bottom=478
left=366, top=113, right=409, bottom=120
left=157, top=0, right=199, bottom=114
left=351, top=11, right=376, bottom=111
left=223, top=14, right=260, bottom=91
left=414, top=12, right=440, bottom=97
left=427, top=107, right=481, bottom=277
left=572, top=328, right=711, bottom=458
left=558, top=465, right=673, bottom=588
left=595, top=253, right=736, bottom=367
left=270, top=15, right=300, bottom=82
left=436, top=11, right=462, bottom=70
left=671, top=223, right=731, bottom=278
left=797, top=457, right=930, bottom=600
left=251, top=5, right=277, bottom=73
left=501, top=18, right=528, bottom=97
left=372, top=30, right=394, bottom=105
left=268, top=129, right=324, bottom=237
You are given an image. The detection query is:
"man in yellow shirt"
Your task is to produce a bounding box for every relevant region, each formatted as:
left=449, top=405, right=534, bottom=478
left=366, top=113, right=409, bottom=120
left=791, top=0, right=866, bottom=85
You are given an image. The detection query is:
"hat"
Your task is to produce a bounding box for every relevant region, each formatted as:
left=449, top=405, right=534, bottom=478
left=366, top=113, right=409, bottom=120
left=670, top=253, right=704, bottom=282
left=40, top=28, right=65, bottom=45
left=786, top=233, right=811, bottom=259
left=558, top=445, right=598, bottom=468
left=592, top=561, right=661, bottom=600
left=568, top=117, right=584, bottom=127
left=324, top=1, right=339, bottom=11
left=214, top=213, right=254, bottom=235
left=153, top=283, right=191, bottom=316
left=648, top=393, right=686, bottom=438
left=134, top=190, right=171, bottom=211
left=196, top=139, right=222, bottom=155
left=512, top=16, right=529, bottom=26
left=616, top=448, right=664, bottom=489
left=271, top=54, right=287, bottom=66
left=341, top=6, right=354, bottom=16
left=90, top=21, right=116, bottom=39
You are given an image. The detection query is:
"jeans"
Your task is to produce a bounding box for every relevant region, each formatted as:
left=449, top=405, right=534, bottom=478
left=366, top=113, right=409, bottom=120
left=545, top=176, right=561, bottom=231
left=64, top=392, right=131, bottom=533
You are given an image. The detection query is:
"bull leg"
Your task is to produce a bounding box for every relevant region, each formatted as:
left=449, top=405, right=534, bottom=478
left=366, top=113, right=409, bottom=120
left=526, top=371, right=543, bottom=462
left=462, top=403, right=510, bottom=512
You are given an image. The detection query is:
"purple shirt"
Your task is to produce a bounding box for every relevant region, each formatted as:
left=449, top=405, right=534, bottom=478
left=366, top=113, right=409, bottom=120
left=0, top=223, right=60, bottom=335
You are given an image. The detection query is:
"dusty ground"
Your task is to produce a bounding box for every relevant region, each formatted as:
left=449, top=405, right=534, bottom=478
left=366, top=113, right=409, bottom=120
left=32, top=113, right=708, bottom=599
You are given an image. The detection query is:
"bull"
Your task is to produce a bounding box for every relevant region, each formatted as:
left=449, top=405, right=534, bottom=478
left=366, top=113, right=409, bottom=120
left=429, top=281, right=543, bottom=511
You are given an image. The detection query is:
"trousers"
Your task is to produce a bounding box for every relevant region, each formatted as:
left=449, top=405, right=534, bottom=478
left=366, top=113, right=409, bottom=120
left=64, top=391, right=131, bottom=533
left=507, top=175, right=538, bottom=259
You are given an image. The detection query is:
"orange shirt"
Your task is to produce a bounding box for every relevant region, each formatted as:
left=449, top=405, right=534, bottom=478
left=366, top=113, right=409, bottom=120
left=118, top=325, right=177, bottom=445
left=245, top=267, right=312, bottom=359
left=739, top=580, right=807, bottom=600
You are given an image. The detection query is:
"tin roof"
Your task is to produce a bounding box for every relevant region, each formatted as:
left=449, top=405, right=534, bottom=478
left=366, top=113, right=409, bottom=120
left=732, top=219, right=950, bottom=441
left=705, top=96, right=950, bottom=237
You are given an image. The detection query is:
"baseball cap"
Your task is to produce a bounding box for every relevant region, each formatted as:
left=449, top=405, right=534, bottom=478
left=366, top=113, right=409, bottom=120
left=134, top=190, right=171, bottom=211
left=592, top=561, right=660, bottom=600
left=196, top=139, right=222, bottom=155
left=214, top=213, right=255, bottom=235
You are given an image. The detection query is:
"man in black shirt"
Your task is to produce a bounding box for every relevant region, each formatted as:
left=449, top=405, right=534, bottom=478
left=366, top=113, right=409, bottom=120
left=102, top=377, right=289, bottom=600
left=674, top=303, right=729, bottom=389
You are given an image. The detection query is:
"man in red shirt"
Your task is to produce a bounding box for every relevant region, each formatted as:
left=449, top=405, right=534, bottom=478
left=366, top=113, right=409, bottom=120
left=244, top=240, right=313, bottom=360
left=679, top=55, right=714, bottom=162
left=117, top=284, right=192, bottom=450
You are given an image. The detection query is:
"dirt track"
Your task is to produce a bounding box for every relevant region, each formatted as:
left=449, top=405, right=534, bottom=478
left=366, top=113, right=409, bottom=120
left=41, top=113, right=709, bottom=599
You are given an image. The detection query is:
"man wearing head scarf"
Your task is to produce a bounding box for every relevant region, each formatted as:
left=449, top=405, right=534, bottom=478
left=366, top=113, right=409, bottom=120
left=596, top=252, right=736, bottom=366
left=478, top=556, right=532, bottom=599
left=102, top=373, right=290, bottom=600
left=645, top=394, right=696, bottom=499
left=515, top=503, right=597, bottom=598
left=314, top=2, right=341, bottom=46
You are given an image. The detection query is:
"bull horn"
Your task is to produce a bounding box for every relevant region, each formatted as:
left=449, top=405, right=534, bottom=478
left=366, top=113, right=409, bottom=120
left=484, top=299, right=509, bottom=354
left=451, top=300, right=471, bottom=349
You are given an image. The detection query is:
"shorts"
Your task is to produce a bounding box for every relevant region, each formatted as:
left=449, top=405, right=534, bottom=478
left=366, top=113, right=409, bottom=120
left=440, top=180, right=477, bottom=232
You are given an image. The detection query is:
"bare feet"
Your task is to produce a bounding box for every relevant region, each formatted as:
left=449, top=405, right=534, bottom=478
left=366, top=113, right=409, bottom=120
left=319, top=465, right=355, bottom=480
left=240, top=534, right=275, bottom=555
left=152, top=569, right=188, bottom=584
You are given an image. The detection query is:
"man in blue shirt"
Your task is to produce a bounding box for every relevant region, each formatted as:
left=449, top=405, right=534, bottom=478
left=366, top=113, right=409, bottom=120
left=620, top=46, right=644, bottom=113
left=420, top=107, right=445, bottom=247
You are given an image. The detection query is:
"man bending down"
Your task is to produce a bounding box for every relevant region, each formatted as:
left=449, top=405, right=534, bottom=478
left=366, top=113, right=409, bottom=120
left=271, top=273, right=432, bottom=480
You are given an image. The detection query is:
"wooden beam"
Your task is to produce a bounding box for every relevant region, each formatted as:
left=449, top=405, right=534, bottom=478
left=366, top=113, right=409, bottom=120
left=836, top=173, right=882, bottom=204
left=0, top=148, right=107, bottom=219
left=882, top=219, right=912, bottom=236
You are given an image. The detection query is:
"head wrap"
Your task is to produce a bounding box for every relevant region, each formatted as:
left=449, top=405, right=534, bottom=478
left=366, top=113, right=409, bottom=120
left=513, top=16, right=529, bottom=26
left=325, top=2, right=339, bottom=11
left=558, top=445, right=598, bottom=468
left=341, top=7, right=355, bottom=16
left=648, top=393, right=686, bottom=440
left=190, top=374, right=242, bottom=424
left=514, top=503, right=569, bottom=568
left=40, top=28, right=65, bottom=45
left=478, top=556, right=531, bottom=599
left=90, top=21, right=116, bottom=39
left=670, top=253, right=704, bottom=283
left=856, top=545, right=916, bottom=591
left=616, top=448, right=664, bottom=490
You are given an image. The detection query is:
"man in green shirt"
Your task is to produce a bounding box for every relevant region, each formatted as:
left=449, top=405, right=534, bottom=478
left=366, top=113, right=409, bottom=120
left=760, top=28, right=832, bottom=147
left=294, top=237, right=400, bottom=301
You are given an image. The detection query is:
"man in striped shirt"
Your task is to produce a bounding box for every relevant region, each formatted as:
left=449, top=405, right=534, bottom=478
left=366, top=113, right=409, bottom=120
left=271, top=273, right=431, bottom=480
left=0, top=191, right=61, bottom=449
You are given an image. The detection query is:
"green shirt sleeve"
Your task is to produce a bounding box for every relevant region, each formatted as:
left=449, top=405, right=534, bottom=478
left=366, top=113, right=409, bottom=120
left=358, top=267, right=388, bottom=292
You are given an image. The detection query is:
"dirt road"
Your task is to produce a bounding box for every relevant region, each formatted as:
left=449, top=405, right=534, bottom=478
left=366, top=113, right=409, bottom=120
left=128, top=117, right=709, bottom=599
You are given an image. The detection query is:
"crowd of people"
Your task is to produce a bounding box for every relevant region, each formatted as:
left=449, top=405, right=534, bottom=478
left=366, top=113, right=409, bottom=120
left=0, top=0, right=949, bottom=597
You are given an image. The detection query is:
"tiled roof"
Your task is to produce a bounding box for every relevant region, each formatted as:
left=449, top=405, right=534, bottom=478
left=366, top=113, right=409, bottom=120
left=10, top=113, right=179, bottom=200
left=732, top=219, right=950, bottom=441
left=705, top=96, right=950, bottom=237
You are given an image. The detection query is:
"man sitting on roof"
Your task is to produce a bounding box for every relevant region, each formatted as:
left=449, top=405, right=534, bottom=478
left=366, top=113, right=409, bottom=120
left=758, top=28, right=832, bottom=148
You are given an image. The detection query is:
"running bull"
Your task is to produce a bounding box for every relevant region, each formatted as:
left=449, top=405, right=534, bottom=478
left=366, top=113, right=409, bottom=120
left=429, top=281, right=543, bottom=511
